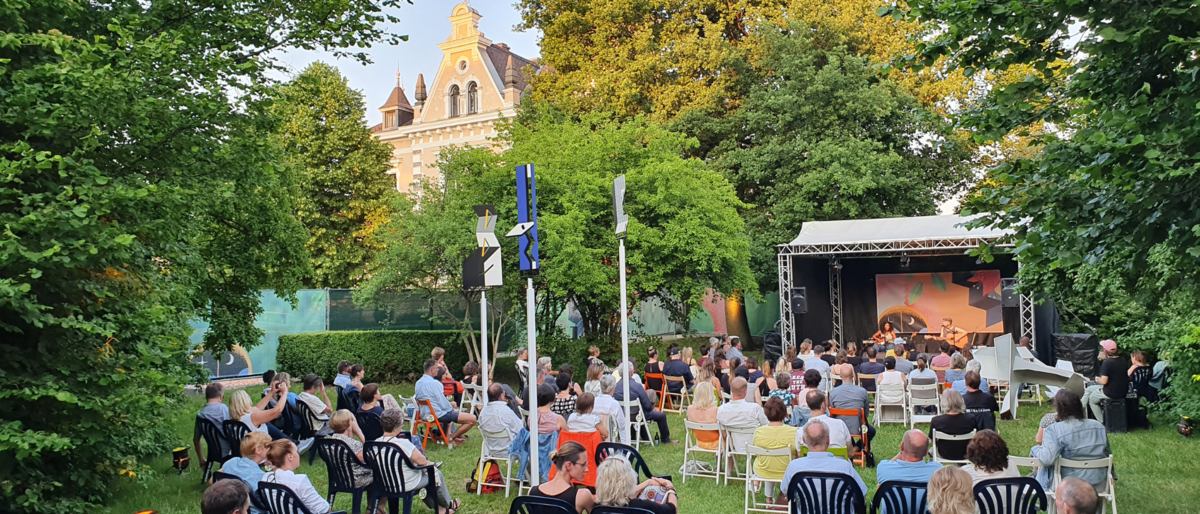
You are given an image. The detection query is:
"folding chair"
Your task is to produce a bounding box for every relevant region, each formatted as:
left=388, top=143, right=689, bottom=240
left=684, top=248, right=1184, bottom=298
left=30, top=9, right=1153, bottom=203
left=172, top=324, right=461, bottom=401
left=930, top=366, right=950, bottom=384
left=662, top=376, right=689, bottom=413
left=828, top=407, right=869, bottom=468
left=595, top=442, right=671, bottom=482
left=857, top=374, right=876, bottom=406
left=222, top=419, right=251, bottom=452
left=682, top=421, right=723, bottom=483
left=930, top=429, right=975, bottom=465
left=745, top=445, right=792, bottom=514
left=721, top=425, right=758, bottom=485
left=294, top=400, right=328, bottom=465
left=354, top=411, right=383, bottom=442
left=477, top=428, right=520, bottom=496
left=645, top=373, right=666, bottom=410
left=873, top=384, right=909, bottom=426
left=413, top=398, right=453, bottom=450
left=1055, top=456, right=1117, bottom=514
left=460, top=383, right=482, bottom=414
left=619, top=398, right=654, bottom=449
left=907, top=382, right=939, bottom=426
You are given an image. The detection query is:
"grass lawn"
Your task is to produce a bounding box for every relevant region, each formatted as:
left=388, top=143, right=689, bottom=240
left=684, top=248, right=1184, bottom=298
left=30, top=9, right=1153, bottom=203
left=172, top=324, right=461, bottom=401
left=108, top=380, right=1198, bottom=514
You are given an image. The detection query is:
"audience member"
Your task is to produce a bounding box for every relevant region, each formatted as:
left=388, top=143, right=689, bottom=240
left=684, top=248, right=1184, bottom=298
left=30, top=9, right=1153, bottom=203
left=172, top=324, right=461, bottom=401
left=531, top=441, right=595, bottom=514
left=944, top=353, right=967, bottom=386
left=1082, top=339, right=1129, bottom=424
left=926, top=466, right=975, bottom=514
left=663, top=347, right=695, bottom=397
left=952, top=361, right=989, bottom=396
left=791, top=369, right=822, bottom=427
left=845, top=342, right=863, bottom=369
left=593, top=376, right=628, bottom=443
left=358, top=383, right=384, bottom=416
left=523, top=366, right=550, bottom=411
left=345, top=364, right=365, bottom=398
left=479, top=384, right=524, bottom=452
left=798, top=339, right=815, bottom=362
left=595, top=456, right=678, bottom=514
left=219, top=432, right=271, bottom=514
left=537, top=384, right=568, bottom=434
left=201, top=478, right=251, bottom=514
left=461, top=361, right=481, bottom=389
left=698, top=345, right=712, bottom=368
left=516, top=348, right=531, bottom=389
left=931, top=342, right=953, bottom=379
left=687, top=382, right=720, bottom=450
left=1019, top=336, right=1039, bottom=361
left=962, top=370, right=998, bottom=431
left=261, top=440, right=329, bottom=513
left=745, top=355, right=763, bottom=383
left=414, top=359, right=477, bottom=443
left=333, top=360, right=353, bottom=388
left=1056, top=477, right=1101, bottom=514
left=567, top=393, right=609, bottom=439
left=588, top=346, right=605, bottom=369
left=614, top=362, right=675, bottom=443
left=194, top=383, right=231, bottom=467
left=782, top=422, right=866, bottom=497
left=929, top=389, right=975, bottom=462
left=1032, top=390, right=1112, bottom=492
left=697, top=359, right=722, bottom=393
left=805, top=345, right=831, bottom=380
left=768, top=371, right=797, bottom=423
left=328, top=410, right=373, bottom=489
left=818, top=342, right=837, bottom=367
left=799, top=390, right=851, bottom=449
left=261, top=370, right=277, bottom=398
left=375, top=408, right=460, bottom=514
left=726, top=336, right=745, bottom=362
left=230, top=387, right=302, bottom=449
left=297, top=374, right=339, bottom=437
left=891, top=343, right=915, bottom=374
left=552, top=373, right=578, bottom=419
left=859, top=347, right=885, bottom=392
left=645, top=346, right=666, bottom=395
left=962, top=429, right=1018, bottom=484
left=876, top=429, right=942, bottom=485
left=876, top=357, right=908, bottom=405
left=584, top=363, right=605, bottom=397
left=830, top=365, right=874, bottom=449
left=788, top=358, right=806, bottom=396
left=682, top=346, right=699, bottom=378
left=753, top=397, right=797, bottom=503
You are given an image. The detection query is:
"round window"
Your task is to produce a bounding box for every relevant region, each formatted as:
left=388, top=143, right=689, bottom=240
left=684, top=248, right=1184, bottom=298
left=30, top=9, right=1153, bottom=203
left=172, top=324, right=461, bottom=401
left=457, top=59, right=469, bottom=73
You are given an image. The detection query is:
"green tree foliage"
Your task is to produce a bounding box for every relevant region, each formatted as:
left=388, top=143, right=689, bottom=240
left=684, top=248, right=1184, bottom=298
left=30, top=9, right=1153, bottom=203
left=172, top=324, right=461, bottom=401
left=272, top=62, right=398, bottom=288
left=697, top=24, right=971, bottom=287
left=0, top=0, right=409, bottom=511
left=890, top=0, right=1200, bottom=413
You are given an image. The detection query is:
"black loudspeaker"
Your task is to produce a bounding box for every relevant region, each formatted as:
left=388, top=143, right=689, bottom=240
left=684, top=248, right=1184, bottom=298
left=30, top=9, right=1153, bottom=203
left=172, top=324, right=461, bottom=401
left=790, top=287, right=807, bottom=315
left=1052, top=333, right=1099, bottom=379
left=1001, top=278, right=1019, bottom=308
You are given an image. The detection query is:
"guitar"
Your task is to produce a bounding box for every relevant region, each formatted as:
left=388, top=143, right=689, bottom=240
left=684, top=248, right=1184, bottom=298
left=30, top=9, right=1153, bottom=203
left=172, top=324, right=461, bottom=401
left=930, top=327, right=969, bottom=349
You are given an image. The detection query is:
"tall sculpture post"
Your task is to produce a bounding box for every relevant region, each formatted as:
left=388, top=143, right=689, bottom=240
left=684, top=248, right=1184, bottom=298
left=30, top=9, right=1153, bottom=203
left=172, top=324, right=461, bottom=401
left=506, top=164, right=541, bottom=485
left=462, top=204, right=501, bottom=406
left=613, top=175, right=630, bottom=443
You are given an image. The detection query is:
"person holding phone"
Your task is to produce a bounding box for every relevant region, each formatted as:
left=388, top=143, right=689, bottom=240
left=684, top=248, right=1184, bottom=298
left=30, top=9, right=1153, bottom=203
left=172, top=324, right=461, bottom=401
left=594, top=457, right=678, bottom=514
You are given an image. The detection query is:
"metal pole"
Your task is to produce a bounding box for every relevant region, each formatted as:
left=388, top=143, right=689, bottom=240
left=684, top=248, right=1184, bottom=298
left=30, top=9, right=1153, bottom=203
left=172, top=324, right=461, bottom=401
left=525, top=277, right=539, bottom=486
left=480, top=290, right=489, bottom=404
left=620, top=239, right=630, bottom=444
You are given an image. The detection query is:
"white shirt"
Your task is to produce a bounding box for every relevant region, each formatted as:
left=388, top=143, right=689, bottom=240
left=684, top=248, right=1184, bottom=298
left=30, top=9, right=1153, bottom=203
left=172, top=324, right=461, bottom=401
left=592, top=394, right=628, bottom=443
left=478, top=401, right=524, bottom=455
left=261, top=469, right=329, bottom=513
left=909, top=368, right=938, bottom=382
left=800, top=414, right=852, bottom=449
left=297, top=392, right=330, bottom=430
left=962, top=462, right=1021, bottom=485
left=567, top=412, right=601, bottom=433
left=376, top=436, right=426, bottom=491
left=240, top=412, right=268, bottom=433
left=718, top=399, right=768, bottom=450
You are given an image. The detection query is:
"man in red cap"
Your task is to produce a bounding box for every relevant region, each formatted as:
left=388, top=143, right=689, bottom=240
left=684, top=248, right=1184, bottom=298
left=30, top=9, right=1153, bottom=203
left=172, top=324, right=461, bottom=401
left=1081, top=339, right=1128, bottom=423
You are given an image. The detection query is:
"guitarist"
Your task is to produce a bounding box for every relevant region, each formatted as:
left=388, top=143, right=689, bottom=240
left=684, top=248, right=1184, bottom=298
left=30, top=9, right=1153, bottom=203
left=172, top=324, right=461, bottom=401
left=929, top=317, right=970, bottom=353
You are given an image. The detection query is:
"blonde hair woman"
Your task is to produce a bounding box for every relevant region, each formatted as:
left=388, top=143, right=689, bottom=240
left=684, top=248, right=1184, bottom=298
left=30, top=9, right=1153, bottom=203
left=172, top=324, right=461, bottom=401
left=229, top=387, right=292, bottom=443
left=328, top=409, right=373, bottom=488
left=681, top=347, right=700, bottom=379
left=686, top=382, right=720, bottom=450
left=798, top=340, right=816, bottom=362
left=926, top=466, right=975, bottom=514
left=595, top=457, right=678, bottom=514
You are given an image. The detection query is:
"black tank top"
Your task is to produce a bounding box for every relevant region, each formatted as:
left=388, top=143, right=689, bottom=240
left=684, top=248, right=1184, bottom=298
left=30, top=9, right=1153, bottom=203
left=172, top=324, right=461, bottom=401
left=531, top=483, right=580, bottom=509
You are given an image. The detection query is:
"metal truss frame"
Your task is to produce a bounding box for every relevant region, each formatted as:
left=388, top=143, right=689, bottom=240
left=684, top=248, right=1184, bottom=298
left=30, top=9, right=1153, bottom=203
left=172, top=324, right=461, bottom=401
left=778, top=236, right=1011, bottom=259
left=830, top=262, right=843, bottom=345
left=778, top=252, right=795, bottom=356
left=1019, top=286, right=1036, bottom=344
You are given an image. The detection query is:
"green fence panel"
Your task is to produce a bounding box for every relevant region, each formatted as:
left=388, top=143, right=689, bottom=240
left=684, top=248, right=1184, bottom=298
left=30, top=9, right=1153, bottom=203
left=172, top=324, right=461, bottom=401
left=189, top=289, right=327, bottom=378
left=745, top=293, right=781, bottom=337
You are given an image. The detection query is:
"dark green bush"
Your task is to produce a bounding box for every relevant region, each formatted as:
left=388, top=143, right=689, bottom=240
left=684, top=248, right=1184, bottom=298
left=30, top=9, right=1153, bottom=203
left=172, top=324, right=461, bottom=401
left=277, top=331, right=485, bottom=383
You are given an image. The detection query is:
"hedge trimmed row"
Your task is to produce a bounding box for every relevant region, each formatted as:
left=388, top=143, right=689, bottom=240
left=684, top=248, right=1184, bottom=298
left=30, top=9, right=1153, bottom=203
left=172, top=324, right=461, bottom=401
left=277, top=331, right=483, bottom=383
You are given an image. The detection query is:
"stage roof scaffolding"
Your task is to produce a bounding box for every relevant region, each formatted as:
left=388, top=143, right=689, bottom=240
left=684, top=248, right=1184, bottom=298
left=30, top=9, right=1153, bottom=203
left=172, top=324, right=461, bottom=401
left=776, top=214, right=1032, bottom=350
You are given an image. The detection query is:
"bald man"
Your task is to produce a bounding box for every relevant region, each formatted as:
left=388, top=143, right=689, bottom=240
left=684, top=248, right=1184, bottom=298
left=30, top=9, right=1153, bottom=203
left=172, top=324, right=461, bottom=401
left=1056, top=477, right=1100, bottom=514
left=829, top=365, right=875, bottom=450
left=876, top=429, right=943, bottom=485
left=717, top=377, right=768, bottom=456
left=782, top=421, right=867, bottom=497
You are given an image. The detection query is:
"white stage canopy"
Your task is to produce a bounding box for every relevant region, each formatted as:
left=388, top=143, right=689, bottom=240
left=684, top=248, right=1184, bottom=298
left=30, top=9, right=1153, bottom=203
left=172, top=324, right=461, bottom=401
left=779, top=214, right=1014, bottom=258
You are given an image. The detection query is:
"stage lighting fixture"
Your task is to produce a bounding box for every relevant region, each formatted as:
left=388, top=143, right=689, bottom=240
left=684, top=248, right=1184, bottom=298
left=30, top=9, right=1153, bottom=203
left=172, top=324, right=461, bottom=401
left=831, top=258, right=843, bottom=270
left=900, top=253, right=910, bottom=267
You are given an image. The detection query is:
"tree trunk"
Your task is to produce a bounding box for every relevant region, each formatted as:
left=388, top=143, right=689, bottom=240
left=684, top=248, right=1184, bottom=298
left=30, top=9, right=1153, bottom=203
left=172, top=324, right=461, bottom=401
left=725, top=291, right=753, bottom=350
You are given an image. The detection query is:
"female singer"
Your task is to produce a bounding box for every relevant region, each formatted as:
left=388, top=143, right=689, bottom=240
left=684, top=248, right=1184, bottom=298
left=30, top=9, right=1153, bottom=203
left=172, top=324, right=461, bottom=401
left=872, top=321, right=898, bottom=344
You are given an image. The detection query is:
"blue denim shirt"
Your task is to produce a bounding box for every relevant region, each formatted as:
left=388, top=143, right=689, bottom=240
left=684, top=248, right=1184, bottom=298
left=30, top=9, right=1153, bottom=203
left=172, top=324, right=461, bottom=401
left=415, top=374, right=453, bottom=418
left=220, top=457, right=267, bottom=514
left=1032, top=419, right=1111, bottom=491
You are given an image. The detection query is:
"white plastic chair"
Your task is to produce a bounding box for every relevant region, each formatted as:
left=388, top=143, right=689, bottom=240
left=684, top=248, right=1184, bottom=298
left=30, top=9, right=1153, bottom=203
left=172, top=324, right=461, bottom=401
left=930, top=429, right=975, bottom=465
left=460, top=383, right=482, bottom=415
left=620, top=398, right=653, bottom=449
left=476, top=428, right=519, bottom=497
left=745, top=445, right=792, bottom=514
left=1055, top=456, right=1117, bottom=514
left=907, top=382, right=940, bottom=426
left=682, top=421, right=723, bottom=483
left=663, top=376, right=690, bottom=413
left=721, top=424, right=758, bottom=485
left=874, top=384, right=909, bottom=425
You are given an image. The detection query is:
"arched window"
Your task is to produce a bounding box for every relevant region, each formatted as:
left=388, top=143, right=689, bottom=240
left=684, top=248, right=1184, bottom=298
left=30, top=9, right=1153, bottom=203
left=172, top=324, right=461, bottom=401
left=449, top=85, right=460, bottom=117
left=467, top=82, right=479, bottom=115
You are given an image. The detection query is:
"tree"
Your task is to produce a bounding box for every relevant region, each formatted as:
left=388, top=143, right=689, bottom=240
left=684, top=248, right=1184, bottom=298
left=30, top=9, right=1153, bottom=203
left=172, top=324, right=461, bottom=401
left=272, top=62, right=398, bottom=288
left=890, top=0, right=1200, bottom=413
left=0, top=0, right=409, bottom=511
left=700, top=23, right=971, bottom=288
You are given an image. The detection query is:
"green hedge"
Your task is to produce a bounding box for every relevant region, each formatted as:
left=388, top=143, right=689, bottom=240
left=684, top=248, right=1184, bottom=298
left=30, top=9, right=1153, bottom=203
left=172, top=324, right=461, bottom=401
left=277, top=331, right=484, bottom=383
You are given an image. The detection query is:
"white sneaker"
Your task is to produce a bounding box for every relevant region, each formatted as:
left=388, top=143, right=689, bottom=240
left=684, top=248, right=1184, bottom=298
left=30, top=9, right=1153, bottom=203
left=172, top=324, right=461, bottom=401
left=297, top=438, right=315, bottom=454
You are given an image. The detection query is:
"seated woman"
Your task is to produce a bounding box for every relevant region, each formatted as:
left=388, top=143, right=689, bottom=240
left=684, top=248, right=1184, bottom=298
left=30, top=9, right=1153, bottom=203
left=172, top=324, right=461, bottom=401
left=345, top=364, right=365, bottom=398
left=229, top=387, right=292, bottom=444
left=961, top=429, right=1019, bottom=484
left=645, top=347, right=666, bottom=396
left=752, top=397, right=797, bottom=503
left=686, top=382, right=720, bottom=450
left=358, top=383, right=384, bottom=416
left=595, top=456, right=678, bottom=514
left=551, top=373, right=578, bottom=420
left=327, top=410, right=373, bottom=490
left=926, top=466, right=976, bottom=514
left=697, top=360, right=722, bottom=395
left=260, top=440, right=330, bottom=513
left=790, top=369, right=822, bottom=427
left=567, top=393, right=610, bottom=439
left=461, top=361, right=481, bottom=388
left=374, top=408, right=459, bottom=514
left=798, top=340, right=816, bottom=362
left=909, top=356, right=939, bottom=414
left=746, top=356, right=764, bottom=383
left=219, top=432, right=271, bottom=514
left=768, top=372, right=796, bottom=424
left=537, top=384, right=568, bottom=435
left=952, top=361, right=988, bottom=396
left=1032, top=390, right=1112, bottom=492
left=928, top=389, right=975, bottom=462
left=876, top=357, right=908, bottom=404
left=845, top=343, right=863, bottom=369
left=944, top=353, right=967, bottom=386
left=584, top=363, right=605, bottom=397
left=531, top=441, right=595, bottom=514
left=682, top=347, right=699, bottom=379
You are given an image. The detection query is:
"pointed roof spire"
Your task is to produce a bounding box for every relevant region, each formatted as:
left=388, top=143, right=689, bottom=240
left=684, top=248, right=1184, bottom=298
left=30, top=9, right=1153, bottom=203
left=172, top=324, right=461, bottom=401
left=379, top=81, right=413, bottom=112
left=414, top=73, right=427, bottom=104
left=504, top=55, right=518, bottom=88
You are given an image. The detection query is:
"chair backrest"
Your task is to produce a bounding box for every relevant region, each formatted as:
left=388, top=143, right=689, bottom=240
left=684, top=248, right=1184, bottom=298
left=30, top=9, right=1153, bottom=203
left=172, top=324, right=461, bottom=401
left=908, top=382, right=938, bottom=399
left=416, top=398, right=438, bottom=421
left=857, top=374, right=876, bottom=391
left=335, top=384, right=346, bottom=408
left=973, top=477, right=1047, bottom=514
left=786, top=471, right=866, bottom=514
left=480, top=427, right=515, bottom=457
left=363, top=441, right=427, bottom=496
left=315, top=437, right=361, bottom=492
left=618, top=399, right=645, bottom=421
left=721, top=424, right=758, bottom=452
left=827, top=408, right=866, bottom=427
left=595, top=443, right=659, bottom=481
left=1055, top=456, right=1114, bottom=493
left=355, top=411, right=384, bottom=441
left=664, top=375, right=686, bottom=387
left=509, top=495, right=576, bottom=514
left=196, top=417, right=233, bottom=462
left=747, top=444, right=793, bottom=473
left=222, top=419, right=250, bottom=450
left=592, top=506, right=659, bottom=514
left=684, top=420, right=721, bottom=448
left=258, top=482, right=319, bottom=514
left=930, top=429, right=975, bottom=461
left=213, top=471, right=270, bottom=511
left=1130, top=366, right=1151, bottom=385
left=1007, top=456, right=1041, bottom=469
left=293, top=399, right=321, bottom=439
left=871, top=480, right=928, bottom=514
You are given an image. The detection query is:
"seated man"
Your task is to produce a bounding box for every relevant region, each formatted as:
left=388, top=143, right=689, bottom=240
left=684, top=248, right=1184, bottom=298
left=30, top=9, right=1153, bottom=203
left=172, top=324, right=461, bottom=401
left=201, top=478, right=251, bottom=514
left=876, top=430, right=942, bottom=485
left=478, top=384, right=524, bottom=455
left=194, top=383, right=231, bottom=468
left=718, top=376, right=769, bottom=473
left=890, top=342, right=915, bottom=374
left=613, top=362, right=676, bottom=443
left=858, top=347, right=885, bottom=392
left=376, top=408, right=461, bottom=513
left=961, top=370, right=999, bottom=431
left=661, top=347, right=694, bottom=397
left=829, top=365, right=875, bottom=449
left=415, top=359, right=477, bottom=444
left=592, top=375, right=628, bottom=443
left=332, top=360, right=353, bottom=388
left=219, top=432, right=271, bottom=514
left=1056, top=477, right=1100, bottom=514
left=296, top=374, right=340, bottom=437
left=799, top=390, right=851, bottom=449
left=782, top=422, right=867, bottom=497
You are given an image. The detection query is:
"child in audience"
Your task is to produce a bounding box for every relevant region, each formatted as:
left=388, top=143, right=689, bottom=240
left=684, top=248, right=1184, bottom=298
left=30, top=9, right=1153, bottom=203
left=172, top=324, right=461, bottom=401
left=566, top=393, right=610, bottom=439
left=585, top=363, right=605, bottom=397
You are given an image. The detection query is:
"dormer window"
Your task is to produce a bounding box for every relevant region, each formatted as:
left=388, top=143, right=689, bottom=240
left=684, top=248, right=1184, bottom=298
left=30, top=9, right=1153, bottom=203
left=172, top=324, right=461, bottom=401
left=449, top=85, right=460, bottom=117
left=385, top=111, right=397, bottom=128
left=467, top=82, right=479, bottom=115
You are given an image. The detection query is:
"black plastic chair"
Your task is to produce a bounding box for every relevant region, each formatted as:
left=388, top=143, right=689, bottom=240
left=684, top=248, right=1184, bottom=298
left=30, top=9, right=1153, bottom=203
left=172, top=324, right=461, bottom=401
left=213, top=471, right=271, bottom=513
left=592, top=506, right=659, bottom=514
left=355, top=411, right=384, bottom=442
left=294, top=400, right=327, bottom=465
left=223, top=419, right=251, bottom=450
left=870, top=480, right=928, bottom=514
left=786, top=471, right=867, bottom=514
left=973, top=477, right=1047, bottom=514
left=258, top=482, right=348, bottom=514
left=508, top=495, right=576, bottom=514
left=363, top=441, right=439, bottom=514
left=315, top=438, right=371, bottom=514
left=595, top=442, right=672, bottom=482
left=1130, top=366, right=1157, bottom=403
left=338, top=386, right=362, bottom=412
left=196, top=417, right=235, bottom=483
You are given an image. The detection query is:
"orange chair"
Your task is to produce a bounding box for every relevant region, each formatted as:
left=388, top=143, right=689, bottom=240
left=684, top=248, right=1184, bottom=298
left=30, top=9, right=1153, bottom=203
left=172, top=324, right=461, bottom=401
left=413, top=398, right=453, bottom=451
left=547, top=430, right=602, bottom=488
left=645, top=373, right=666, bottom=411
left=829, top=407, right=869, bottom=468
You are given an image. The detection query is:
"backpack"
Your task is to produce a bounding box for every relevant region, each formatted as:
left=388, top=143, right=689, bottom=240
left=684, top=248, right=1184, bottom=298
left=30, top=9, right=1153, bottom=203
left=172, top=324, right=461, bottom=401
left=466, top=459, right=505, bottom=494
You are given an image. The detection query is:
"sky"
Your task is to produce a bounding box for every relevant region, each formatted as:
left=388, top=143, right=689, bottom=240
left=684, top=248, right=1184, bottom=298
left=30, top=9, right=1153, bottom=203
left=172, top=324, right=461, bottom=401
left=275, top=1, right=541, bottom=126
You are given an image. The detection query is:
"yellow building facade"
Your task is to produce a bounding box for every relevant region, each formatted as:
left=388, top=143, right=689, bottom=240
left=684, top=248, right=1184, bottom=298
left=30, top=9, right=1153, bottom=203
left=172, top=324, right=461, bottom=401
left=372, top=3, right=535, bottom=193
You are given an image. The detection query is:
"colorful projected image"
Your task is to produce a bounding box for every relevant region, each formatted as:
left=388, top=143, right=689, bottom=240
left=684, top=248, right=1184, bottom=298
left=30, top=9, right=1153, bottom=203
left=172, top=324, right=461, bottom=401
left=875, top=270, right=1004, bottom=335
